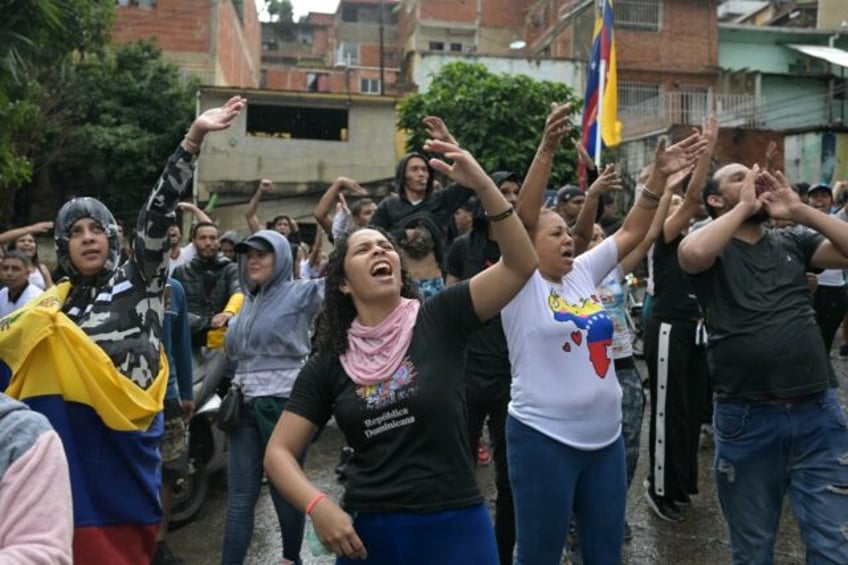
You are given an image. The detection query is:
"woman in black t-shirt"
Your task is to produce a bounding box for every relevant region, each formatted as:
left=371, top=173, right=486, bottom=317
left=263, top=139, right=540, bottom=564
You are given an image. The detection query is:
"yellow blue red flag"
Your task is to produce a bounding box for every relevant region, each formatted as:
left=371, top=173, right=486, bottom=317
left=0, top=282, right=167, bottom=564
left=581, top=0, right=621, bottom=162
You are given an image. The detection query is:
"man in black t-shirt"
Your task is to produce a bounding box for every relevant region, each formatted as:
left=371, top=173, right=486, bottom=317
left=445, top=170, right=519, bottom=565
left=679, top=163, right=848, bottom=564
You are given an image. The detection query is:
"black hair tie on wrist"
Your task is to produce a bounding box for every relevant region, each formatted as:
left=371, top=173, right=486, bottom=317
left=487, top=207, right=515, bottom=222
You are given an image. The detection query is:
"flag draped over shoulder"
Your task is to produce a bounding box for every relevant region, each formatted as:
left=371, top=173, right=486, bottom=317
left=581, top=0, right=621, bottom=163
left=0, top=282, right=167, bottom=565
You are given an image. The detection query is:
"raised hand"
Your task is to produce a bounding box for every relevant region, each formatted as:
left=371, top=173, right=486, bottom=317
left=259, top=179, right=274, bottom=194
left=337, top=177, right=367, bottom=195
left=572, top=138, right=595, bottom=170
left=653, top=131, right=709, bottom=178
left=424, top=139, right=492, bottom=193
left=666, top=164, right=694, bottom=192
left=587, top=164, right=622, bottom=196
left=540, top=102, right=573, bottom=155
left=738, top=164, right=763, bottom=216
left=765, top=141, right=779, bottom=173
left=422, top=116, right=458, bottom=145
left=28, top=221, right=54, bottom=234
left=336, top=196, right=349, bottom=215
left=759, top=169, right=802, bottom=222
left=193, top=95, right=246, bottom=135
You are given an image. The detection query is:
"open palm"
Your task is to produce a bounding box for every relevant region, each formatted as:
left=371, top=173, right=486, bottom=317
left=195, top=96, right=245, bottom=133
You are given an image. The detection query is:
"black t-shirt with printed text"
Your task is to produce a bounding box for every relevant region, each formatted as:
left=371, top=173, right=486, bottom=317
left=687, top=227, right=836, bottom=401
left=285, top=282, right=483, bottom=513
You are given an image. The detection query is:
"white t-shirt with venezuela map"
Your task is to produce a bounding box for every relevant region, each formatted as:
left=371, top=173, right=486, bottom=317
left=502, top=237, right=622, bottom=450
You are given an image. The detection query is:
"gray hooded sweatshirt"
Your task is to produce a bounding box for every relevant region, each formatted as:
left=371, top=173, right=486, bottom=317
left=224, top=230, right=324, bottom=397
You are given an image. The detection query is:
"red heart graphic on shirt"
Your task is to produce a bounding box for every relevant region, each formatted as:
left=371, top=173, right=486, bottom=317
left=571, top=331, right=583, bottom=346
left=562, top=342, right=572, bottom=352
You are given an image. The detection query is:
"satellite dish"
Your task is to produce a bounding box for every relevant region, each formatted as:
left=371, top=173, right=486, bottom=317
left=509, top=39, right=527, bottom=50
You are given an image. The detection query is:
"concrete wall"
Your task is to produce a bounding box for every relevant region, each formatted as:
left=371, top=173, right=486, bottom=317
left=194, top=86, right=398, bottom=198
left=412, top=53, right=584, bottom=93
left=785, top=131, right=848, bottom=186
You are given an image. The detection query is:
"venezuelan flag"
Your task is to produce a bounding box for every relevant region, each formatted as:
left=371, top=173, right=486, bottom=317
left=581, top=0, right=622, bottom=164
left=0, top=283, right=167, bottom=565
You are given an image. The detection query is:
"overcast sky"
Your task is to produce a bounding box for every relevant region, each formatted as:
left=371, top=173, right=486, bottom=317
left=291, top=0, right=340, bottom=19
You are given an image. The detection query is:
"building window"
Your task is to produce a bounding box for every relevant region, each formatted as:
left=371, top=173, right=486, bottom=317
left=450, top=42, right=463, bottom=52
left=429, top=41, right=445, bottom=51
left=360, top=78, right=381, bottom=95
left=306, top=72, right=330, bottom=92
left=619, top=81, right=662, bottom=116
left=614, top=0, right=662, bottom=32
left=247, top=104, right=349, bottom=142
left=341, top=4, right=359, bottom=22
left=336, top=42, right=360, bottom=66
left=259, top=70, right=268, bottom=89
left=115, top=0, right=157, bottom=6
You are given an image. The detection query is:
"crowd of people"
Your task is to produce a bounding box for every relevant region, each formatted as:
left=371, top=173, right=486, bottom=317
left=0, top=96, right=847, bottom=565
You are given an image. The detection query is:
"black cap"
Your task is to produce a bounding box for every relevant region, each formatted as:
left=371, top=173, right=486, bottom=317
left=557, top=185, right=584, bottom=204
left=234, top=236, right=273, bottom=254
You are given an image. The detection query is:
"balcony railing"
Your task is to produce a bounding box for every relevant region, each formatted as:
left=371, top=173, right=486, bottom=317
left=620, top=91, right=763, bottom=138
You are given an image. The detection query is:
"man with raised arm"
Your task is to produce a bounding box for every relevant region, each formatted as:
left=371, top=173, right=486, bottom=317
left=678, top=164, right=848, bottom=564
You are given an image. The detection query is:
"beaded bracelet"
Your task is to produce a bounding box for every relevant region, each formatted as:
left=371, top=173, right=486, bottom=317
left=487, top=207, right=515, bottom=222
left=638, top=184, right=661, bottom=202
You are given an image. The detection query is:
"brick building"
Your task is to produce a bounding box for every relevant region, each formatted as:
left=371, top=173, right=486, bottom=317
left=112, top=0, right=262, bottom=87
left=261, top=0, right=401, bottom=95
left=527, top=0, right=720, bottom=141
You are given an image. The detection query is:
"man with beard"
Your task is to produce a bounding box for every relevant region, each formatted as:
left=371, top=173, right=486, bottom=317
left=678, top=164, right=848, bottom=564
left=370, top=121, right=475, bottom=267
left=172, top=222, right=241, bottom=348
left=397, top=215, right=444, bottom=300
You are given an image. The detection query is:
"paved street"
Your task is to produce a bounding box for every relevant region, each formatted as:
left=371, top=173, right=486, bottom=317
left=168, top=356, right=848, bottom=564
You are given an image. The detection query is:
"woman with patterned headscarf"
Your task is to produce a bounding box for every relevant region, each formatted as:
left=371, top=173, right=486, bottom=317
left=0, top=96, right=245, bottom=565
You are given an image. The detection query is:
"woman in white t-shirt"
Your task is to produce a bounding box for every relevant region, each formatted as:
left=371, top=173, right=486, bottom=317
left=502, top=120, right=706, bottom=564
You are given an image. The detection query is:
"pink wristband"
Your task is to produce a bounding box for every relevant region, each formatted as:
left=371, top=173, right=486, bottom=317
left=305, top=492, right=327, bottom=515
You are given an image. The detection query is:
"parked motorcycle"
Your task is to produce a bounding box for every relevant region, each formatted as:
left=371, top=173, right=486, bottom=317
left=169, top=347, right=229, bottom=528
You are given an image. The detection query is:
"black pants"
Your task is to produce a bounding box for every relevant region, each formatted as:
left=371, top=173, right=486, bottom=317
left=643, top=317, right=709, bottom=502
left=813, top=285, right=848, bottom=353
left=465, top=367, right=513, bottom=565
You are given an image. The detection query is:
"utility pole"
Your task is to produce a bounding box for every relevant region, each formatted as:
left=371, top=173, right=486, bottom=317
left=379, top=0, right=385, bottom=95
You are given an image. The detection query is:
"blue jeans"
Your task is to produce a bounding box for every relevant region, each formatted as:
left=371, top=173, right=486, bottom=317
left=616, top=361, right=645, bottom=490
left=337, top=504, right=497, bottom=565
left=714, top=389, right=848, bottom=565
left=506, top=415, right=626, bottom=565
left=221, top=399, right=306, bottom=565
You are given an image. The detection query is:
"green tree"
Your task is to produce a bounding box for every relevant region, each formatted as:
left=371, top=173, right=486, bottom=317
left=266, top=0, right=294, bottom=23
left=0, top=0, right=114, bottom=223
left=49, top=40, right=197, bottom=223
left=397, top=62, right=582, bottom=187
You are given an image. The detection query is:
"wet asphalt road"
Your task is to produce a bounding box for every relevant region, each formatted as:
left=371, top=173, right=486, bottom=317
left=167, top=356, right=848, bottom=564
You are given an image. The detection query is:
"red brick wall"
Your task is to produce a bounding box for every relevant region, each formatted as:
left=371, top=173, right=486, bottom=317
left=112, top=0, right=211, bottom=52
left=670, top=125, right=784, bottom=169
left=481, top=0, right=528, bottom=28
left=419, top=0, right=475, bottom=23
left=264, top=67, right=398, bottom=94
left=616, top=0, right=717, bottom=75
left=215, top=0, right=260, bottom=87
left=112, top=0, right=261, bottom=87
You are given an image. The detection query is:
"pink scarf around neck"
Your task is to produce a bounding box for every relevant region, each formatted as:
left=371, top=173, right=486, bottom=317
left=340, top=298, right=421, bottom=386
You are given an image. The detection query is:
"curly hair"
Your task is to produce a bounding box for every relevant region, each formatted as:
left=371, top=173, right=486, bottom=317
left=313, top=226, right=420, bottom=358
